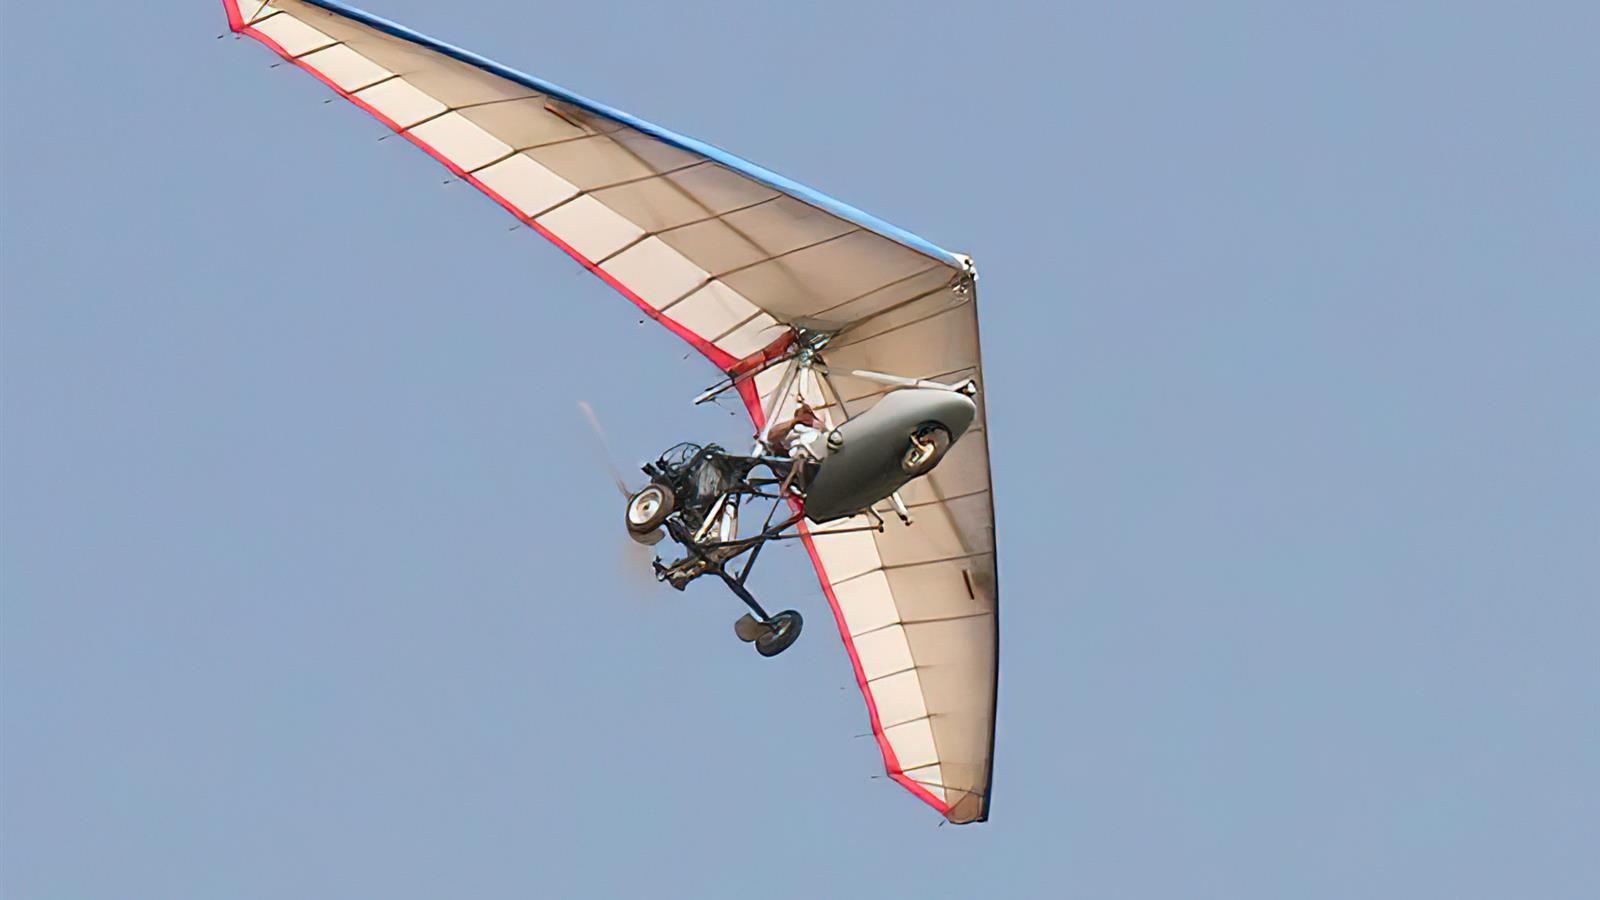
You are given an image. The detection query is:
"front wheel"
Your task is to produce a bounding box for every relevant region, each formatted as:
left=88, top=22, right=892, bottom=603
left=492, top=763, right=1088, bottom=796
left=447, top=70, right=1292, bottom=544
left=625, top=483, right=674, bottom=535
left=901, top=425, right=952, bottom=476
left=755, top=610, right=803, bottom=657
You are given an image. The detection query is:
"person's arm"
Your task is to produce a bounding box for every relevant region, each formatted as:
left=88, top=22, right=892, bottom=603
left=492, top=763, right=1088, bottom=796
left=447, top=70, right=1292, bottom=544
left=762, top=417, right=797, bottom=454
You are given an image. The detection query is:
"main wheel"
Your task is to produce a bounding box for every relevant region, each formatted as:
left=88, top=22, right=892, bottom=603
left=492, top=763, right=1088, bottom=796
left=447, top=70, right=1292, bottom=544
left=901, top=425, right=952, bottom=476
left=625, top=483, right=675, bottom=535
left=755, top=610, right=803, bottom=657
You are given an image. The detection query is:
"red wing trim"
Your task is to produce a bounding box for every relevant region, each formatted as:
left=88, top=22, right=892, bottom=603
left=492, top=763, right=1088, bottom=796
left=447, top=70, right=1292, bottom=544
left=797, top=525, right=951, bottom=817
left=225, top=0, right=947, bottom=819
left=223, top=1, right=737, bottom=373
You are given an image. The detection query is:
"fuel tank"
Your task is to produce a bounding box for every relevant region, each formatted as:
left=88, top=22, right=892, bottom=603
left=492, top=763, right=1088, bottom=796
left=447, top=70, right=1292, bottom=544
left=803, top=388, right=976, bottom=523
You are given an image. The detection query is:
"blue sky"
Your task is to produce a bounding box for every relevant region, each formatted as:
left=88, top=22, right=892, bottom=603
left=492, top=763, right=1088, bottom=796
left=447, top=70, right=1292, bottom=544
left=3, top=1, right=1596, bottom=897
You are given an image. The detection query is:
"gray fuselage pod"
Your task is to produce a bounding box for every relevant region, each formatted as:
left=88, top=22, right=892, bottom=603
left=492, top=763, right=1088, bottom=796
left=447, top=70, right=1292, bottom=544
left=803, top=388, right=977, bottom=523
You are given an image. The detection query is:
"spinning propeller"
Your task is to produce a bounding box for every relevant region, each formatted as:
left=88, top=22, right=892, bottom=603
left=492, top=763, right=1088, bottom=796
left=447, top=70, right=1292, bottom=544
left=575, top=401, right=663, bottom=581
left=576, top=400, right=631, bottom=499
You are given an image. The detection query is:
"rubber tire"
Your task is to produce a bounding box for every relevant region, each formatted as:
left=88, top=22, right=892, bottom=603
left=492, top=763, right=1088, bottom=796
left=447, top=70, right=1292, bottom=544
left=625, top=483, right=675, bottom=535
left=755, top=610, right=803, bottom=657
left=901, top=425, right=952, bottom=476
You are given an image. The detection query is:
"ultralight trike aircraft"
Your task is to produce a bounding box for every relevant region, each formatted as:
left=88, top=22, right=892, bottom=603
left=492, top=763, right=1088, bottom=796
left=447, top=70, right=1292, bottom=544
left=221, top=0, right=998, bottom=824
left=623, top=331, right=981, bottom=660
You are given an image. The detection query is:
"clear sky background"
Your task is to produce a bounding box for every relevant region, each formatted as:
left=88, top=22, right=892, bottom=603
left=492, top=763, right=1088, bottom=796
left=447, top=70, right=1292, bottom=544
left=3, top=2, right=1597, bottom=897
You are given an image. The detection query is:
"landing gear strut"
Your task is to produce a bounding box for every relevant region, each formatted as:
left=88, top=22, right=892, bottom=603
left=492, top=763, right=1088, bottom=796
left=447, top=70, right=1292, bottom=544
left=653, top=513, right=807, bottom=658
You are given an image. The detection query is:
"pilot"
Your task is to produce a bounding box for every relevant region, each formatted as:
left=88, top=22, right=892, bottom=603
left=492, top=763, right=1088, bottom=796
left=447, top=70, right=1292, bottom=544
left=763, top=401, right=828, bottom=461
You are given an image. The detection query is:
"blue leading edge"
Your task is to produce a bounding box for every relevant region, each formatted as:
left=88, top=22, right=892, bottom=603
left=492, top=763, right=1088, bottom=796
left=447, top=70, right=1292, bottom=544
left=301, top=0, right=970, bottom=271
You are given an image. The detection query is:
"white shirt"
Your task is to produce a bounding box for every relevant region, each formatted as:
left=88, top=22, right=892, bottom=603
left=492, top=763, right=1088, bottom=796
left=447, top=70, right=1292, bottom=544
left=784, top=423, right=829, bottom=461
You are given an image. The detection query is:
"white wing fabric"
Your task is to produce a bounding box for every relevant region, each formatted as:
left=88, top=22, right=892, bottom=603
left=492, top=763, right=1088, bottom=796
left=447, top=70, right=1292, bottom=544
left=223, top=0, right=996, bottom=822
